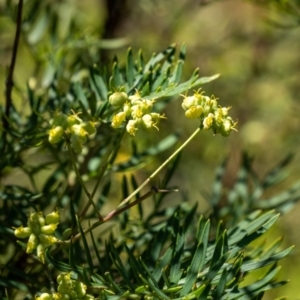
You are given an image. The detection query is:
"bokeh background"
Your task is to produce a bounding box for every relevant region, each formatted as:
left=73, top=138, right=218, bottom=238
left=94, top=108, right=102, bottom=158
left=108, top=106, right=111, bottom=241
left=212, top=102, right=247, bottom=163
left=1, top=0, right=300, bottom=298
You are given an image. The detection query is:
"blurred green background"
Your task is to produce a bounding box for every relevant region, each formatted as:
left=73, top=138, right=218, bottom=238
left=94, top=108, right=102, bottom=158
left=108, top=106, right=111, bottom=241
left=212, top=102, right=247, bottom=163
left=1, top=0, right=300, bottom=298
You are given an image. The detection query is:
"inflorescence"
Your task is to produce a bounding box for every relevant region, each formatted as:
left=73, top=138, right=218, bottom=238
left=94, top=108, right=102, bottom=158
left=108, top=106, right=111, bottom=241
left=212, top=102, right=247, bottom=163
left=36, top=273, right=94, bottom=300
left=109, top=91, right=166, bottom=136
left=14, top=211, right=59, bottom=263
left=181, top=90, right=237, bottom=136
left=48, top=112, right=98, bottom=153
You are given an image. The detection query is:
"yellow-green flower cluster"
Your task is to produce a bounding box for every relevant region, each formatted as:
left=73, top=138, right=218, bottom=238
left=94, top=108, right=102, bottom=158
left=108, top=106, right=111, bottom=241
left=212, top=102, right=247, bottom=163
left=181, top=90, right=237, bottom=136
left=36, top=273, right=94, bottom=300
left=109, top=91, right=166, bottom=136
left=48, top=112, right=98, bottom=153
left=14, top=211, right=59, bottom=263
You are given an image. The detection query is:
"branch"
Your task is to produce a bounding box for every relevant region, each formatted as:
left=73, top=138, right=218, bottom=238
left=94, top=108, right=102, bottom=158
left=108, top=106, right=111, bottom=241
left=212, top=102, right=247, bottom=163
left=3, top=0, right=24, bottom=138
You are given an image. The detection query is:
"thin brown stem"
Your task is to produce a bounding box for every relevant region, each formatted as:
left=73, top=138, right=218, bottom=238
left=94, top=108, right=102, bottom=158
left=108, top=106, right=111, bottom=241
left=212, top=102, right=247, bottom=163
left=3, top=0, right=24, bottom=142
left=71, top=187, right=176, bottom=243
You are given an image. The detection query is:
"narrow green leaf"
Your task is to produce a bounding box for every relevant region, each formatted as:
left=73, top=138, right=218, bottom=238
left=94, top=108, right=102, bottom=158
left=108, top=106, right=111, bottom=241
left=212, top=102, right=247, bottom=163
left=170, top=226, right=185, bottom=284
left=76, top=215, right=94, bottom=272
left=46, top=248, right=76, bottom=272
left=139, top=274, right=170, bottom=300
left=206, top=252, right=229, bottom=282
left=152, top=246, right=173, bottom=282
left=241, top=246, right=294, bottom=272
left=198, top=283, right=211, bottom=300
left=180, top=242, right=204, bottom=296
left=215, top=268, right=227, bottom=299
left=108, top=242, right=135, bottom=289
left=126, top=47, right=135, bottom=87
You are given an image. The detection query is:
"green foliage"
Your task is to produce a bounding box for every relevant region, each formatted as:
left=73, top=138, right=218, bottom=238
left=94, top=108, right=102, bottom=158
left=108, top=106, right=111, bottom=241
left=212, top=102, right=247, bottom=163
left=1, top=1, right=299, bottom=300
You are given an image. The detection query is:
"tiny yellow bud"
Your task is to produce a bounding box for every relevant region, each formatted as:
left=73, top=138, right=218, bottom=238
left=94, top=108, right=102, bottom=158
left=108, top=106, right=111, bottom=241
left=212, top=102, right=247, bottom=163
left=45, top=210, right=60, bottom=225
left=111, top=112, right=126, bottom=128
left=71, top=125, right=87, bottom=142
left=40, top=224, right=58, bottom=235
left=39, top=234, right=57, bottom=246
left=49, top=126, right=64, bottom=144
left=129, top=93, right=142, bottom=105
left=185, top=106, right=203, bottom=119
left=36, top=293, right=52, bottom=300
left=26, top=233, right=38, bottom=253
left=73, top=281, right=87, bottom=298
left=14, top=226, right=32, bottom=238
left=182, top=96, right=197, bottom=110
left=37, top=243, right=45, bottom=263
left=57, top=273, right=72, bottom=285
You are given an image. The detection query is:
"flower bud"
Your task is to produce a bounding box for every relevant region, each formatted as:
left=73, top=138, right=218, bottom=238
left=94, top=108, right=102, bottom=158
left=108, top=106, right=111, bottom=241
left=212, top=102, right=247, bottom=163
left=109, top=92, right=128, bottom=107
left=36, top=293, right=52, bottom=300
left=62, top=228, right=72, bottom=240
left=45, top=210, right=60, bottom=225
left=26, top=233, right=38, bottom=253
left=37, top=243, right=45, bottom=263
left=39, top=234, right=57, bottom=246
left=129, top=94, right=142, bottom=105
left=123, top=102, right=131, bottom=116
left=182, top=96, right=197, bottom=110
left=185, top=106, right=203, bottom=119
left=49, top=126, right=64, bottom=144
left=57, top=294, right=70, bottom=300
left=73, top=281, right=87, bottom=298
left=14, top=226, right=32, bottom=238
left=40, top=224, right=58, bottom=235
left=71, top=125, right=87, bottom=143
left=28, top=212, right=42, bottom=235
left=57, top=273, right=72, bottom=285
left=111, top=112, right=126, bottom=128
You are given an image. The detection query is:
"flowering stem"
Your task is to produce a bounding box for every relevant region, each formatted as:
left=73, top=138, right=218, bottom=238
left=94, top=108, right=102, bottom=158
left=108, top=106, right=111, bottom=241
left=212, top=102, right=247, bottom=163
left=67, top=142, right=103, bottom=221
left=79, top=126, right=126, bottom=219
left=117, top=127, right=202, bottom=208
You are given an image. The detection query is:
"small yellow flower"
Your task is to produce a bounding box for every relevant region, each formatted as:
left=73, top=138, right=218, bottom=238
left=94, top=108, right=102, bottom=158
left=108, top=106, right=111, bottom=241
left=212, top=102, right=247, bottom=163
left=203, top=113, right=214, bottom=130
left=126, top=120, right=138, bottom=136
left=111, top=112, right=126, bottom=128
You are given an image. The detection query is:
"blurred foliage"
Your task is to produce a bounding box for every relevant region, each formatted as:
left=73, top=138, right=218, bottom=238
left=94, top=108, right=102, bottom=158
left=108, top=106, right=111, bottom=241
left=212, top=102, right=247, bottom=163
left=1, top=0, right=300, bottom=299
